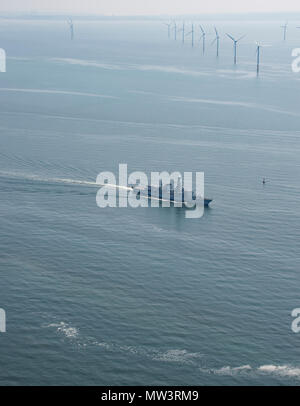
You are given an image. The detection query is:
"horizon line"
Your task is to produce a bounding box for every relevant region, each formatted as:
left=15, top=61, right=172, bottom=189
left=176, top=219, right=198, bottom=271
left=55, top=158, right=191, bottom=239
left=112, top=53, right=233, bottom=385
left=0, top=11, right=300, bottom=19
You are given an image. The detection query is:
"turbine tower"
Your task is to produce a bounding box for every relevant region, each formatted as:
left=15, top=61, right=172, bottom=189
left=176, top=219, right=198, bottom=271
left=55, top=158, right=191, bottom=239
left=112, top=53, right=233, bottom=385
left=67, top=18, right=74, bottom=40
left=178, top=22, right=185, bottom=44
left=281, top=22, right=288, bottom=41
left=255, top=42, right=271, bottom=76
left=226, top=33, right=246, bottom=65
left=186, top=23, right=195, bottom=47
left=199, top=25, right=206, bottom=55
left=173, top=21, right=177, bottom=40
left=211, top=27, right=220, bottom=57
left=164, top=22, right=172, bottom=38
left=256, top=42, right=261, bottom=76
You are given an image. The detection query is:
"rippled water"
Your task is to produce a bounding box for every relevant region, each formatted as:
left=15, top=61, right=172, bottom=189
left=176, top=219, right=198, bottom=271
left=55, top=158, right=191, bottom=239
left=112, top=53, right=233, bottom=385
left=0, top=17, right=300, bottom=385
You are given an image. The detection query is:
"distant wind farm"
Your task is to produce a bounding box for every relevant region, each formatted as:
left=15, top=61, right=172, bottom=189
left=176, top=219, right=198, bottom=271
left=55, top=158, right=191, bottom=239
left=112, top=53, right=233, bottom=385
left=161, top=20, right=298, bottom=76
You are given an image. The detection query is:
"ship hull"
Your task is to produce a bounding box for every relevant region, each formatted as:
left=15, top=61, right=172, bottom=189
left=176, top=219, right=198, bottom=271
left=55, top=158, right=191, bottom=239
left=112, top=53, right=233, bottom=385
left=135, top=186, right=213, bottom=207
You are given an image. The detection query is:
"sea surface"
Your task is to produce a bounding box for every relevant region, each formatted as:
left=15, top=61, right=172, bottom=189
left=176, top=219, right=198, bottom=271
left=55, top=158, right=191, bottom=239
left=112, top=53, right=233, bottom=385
left=0, top=17, right=300, bottom=385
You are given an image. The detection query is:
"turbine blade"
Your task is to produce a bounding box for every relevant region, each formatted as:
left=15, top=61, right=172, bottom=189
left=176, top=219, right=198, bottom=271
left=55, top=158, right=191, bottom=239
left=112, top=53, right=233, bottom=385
left=237, top=34, right=246, bottom=42
left=226, top=33, right=235, bottom=41
left=199, top=25, right=205, bottom=34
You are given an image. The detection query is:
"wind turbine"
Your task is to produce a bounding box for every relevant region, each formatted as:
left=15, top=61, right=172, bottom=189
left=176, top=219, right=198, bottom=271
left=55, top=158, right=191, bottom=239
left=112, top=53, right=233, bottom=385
left=211, top=26, right=220, bottom=57
left=173, top=21, right=177, bottom=40
left=256, top=42, right=261, bottom=76
left=185, top=23, right=195, bottom=47
left=177, top=22, right=185, bottom=44
left=281, top=21, right=288, bottom=41
left=226, top=33, right=246, bottom=64
left=163, top=22, right=172, bottom=38
left=67, top=18, right=74, bottom=40
left=255, top=42, right=271, bottom=76
left=199, top=25, right=206, bottom=55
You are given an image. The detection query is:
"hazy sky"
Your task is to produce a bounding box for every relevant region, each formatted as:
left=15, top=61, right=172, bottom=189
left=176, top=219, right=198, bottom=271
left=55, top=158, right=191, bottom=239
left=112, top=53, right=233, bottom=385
left=1, top=0, right=300, bottom=15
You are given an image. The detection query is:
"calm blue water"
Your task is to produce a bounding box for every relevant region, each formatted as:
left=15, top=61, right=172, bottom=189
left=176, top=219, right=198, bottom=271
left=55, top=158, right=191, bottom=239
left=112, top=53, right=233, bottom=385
left=0, top=17, right=300, bottom=385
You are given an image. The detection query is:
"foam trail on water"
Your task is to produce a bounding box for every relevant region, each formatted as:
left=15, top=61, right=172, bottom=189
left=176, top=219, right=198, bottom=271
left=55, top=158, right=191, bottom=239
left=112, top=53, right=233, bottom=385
left=213, top=365, right=252, bottom=376
left=258, top=365, right=300, bottom=378
left=0, top=87, right=118, bottom=99
left=3, top=111, right=300, bottom=138
left=43, top=321, right=300, bottom=378
left=45, top=322, right=79, bottom=339
left=44, top=321, right=203, bottom=365
left=50, top=58, right=285, bottom=81
left=168, top=96, right=300, bottom=118
left=208, top=364, right=300, bottom=379
left=0, top=171, right=132, bottom=190
left=50, top=58, right=210, bottom=77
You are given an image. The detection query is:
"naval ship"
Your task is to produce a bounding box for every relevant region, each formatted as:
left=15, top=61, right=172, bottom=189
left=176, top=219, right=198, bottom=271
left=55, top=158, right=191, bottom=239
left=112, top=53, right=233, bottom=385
left=132, top=180, right=212, bottom=207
